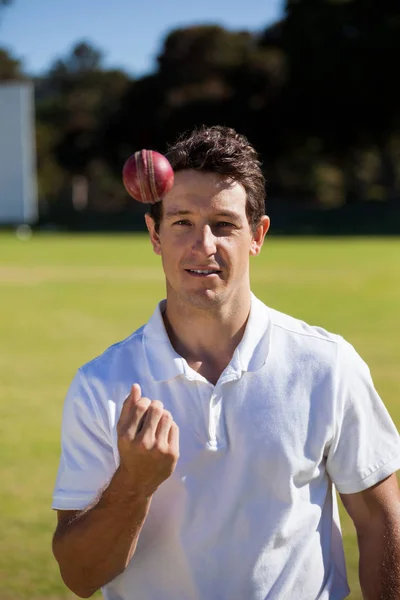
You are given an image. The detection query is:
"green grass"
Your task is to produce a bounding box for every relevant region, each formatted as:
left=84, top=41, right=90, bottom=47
left=0, top=233, right=399, bottom=599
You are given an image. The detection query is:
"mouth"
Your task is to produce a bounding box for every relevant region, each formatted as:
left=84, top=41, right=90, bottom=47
left=184, top=268, right=222, bottom=277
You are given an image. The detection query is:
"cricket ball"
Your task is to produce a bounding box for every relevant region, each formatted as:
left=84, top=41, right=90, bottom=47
left=122, top=150, right=174, bottom=204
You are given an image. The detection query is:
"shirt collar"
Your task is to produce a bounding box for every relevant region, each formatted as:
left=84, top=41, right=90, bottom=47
left=143, top=294, right=270, bottom=383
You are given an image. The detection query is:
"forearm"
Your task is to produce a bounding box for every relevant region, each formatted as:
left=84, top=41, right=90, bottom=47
left=358, top=518, right=400, bottom=600
left=53, top=466, right=152, bottom=598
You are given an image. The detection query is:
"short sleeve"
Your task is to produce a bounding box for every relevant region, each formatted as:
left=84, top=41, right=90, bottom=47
left=52, top=369, right=117, bottom=510
left=326, top=338, right=400, bottom=494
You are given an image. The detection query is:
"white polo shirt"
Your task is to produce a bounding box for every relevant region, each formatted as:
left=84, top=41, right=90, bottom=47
left=53, top=294, right=400, bottom=600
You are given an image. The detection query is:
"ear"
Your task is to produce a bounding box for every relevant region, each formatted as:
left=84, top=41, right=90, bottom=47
left=145, top=213, right=162, bottom=256
left=250, top=216, right=270, bottom=256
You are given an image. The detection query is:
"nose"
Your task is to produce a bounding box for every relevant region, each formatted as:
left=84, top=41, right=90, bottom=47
left=192, top=225, right=217, bottom=256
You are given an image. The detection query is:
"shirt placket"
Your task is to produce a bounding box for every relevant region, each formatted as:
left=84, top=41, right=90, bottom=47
left=196, top=380, right=234, bottom=451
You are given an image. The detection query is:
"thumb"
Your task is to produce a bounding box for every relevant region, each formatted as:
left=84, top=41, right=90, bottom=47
left=130, top=383, right=142, bottom=403
left=117, top=383, right=142, bottom=433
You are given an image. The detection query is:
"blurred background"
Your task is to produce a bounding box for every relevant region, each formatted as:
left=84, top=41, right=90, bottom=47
left=1, top=0, right=399, bottom=233
left=0, top=1, right=399, bottom=599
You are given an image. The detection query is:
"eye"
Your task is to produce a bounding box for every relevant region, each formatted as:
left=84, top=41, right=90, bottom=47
left=173, top=220, right=191, bottom=226
left=216, top=221, right=235, bottom=228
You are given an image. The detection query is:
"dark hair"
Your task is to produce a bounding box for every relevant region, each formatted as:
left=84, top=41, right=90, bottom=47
left=149, top=125, right=266, bottom=233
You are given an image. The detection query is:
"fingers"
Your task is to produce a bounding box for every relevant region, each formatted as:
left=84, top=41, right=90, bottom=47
left=117, top=384, right=149, bottom=437
left=155, top=410, right=173, bottom=447
left=117, top=386, right=179, bottom=456
left=136, top=401, right=164, bottom=444
left=168, top=421, right=180, bottom=456
left=117, top=385, right=139, bottom=432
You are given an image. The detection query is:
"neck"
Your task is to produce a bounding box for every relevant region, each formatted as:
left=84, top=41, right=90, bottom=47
left=162, top=290, right=251, bottom=370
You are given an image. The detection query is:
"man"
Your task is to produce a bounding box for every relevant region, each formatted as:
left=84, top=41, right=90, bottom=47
left=52, top=126, right=400, bottom=600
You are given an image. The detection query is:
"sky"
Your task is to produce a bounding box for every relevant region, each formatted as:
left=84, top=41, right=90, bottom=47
left=0, top=0, right=284, bottom=77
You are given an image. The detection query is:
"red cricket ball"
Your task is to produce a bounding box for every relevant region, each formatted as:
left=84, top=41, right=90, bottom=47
left=122, top=150, right=174, bottom=204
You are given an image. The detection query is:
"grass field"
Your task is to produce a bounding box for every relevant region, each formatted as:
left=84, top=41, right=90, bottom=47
left=0, top=233, right=399, bottom=599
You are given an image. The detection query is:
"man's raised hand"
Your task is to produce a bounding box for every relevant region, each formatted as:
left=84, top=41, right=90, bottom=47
left=117, top=384, right=179, bottom=496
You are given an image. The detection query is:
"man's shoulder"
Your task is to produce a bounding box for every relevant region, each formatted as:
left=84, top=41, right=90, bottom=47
left=256, top=304, right=346, bottom=382
left=265, top=303, right=341, bottom=350
left=79, top=322, right=147, bottom=381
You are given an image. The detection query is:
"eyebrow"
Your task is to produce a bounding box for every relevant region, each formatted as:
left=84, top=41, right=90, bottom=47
left=164, top=209, right=191, bottom=219
left=164, top=209, right=242, bottom=220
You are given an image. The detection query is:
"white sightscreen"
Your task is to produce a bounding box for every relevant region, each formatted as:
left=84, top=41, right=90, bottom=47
left=0, top=82, right=38, bottom=224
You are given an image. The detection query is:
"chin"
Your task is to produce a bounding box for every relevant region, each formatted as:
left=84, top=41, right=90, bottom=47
left=182, top=288, right=225, bottom=310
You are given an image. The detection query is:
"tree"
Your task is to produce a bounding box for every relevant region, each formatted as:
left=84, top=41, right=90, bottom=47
left=36, top=41, right=130, bottom=172
left=0, top=47, right=23, bottom=80
left=106, top=25, right=287, bottom=171
left=281, top=0, right=400, bottom=144
left=35, top=40, right=132, bottom=216
left=32, top=8, right=400, bottom=227
left=268, top=0, right=400, bottom=203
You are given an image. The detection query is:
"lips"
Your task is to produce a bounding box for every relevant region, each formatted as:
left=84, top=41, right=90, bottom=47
left=184, top=267, right=222, bottom=276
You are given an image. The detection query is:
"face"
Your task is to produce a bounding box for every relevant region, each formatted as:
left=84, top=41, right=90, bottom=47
left=145, top=170, right=269, bottom=312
